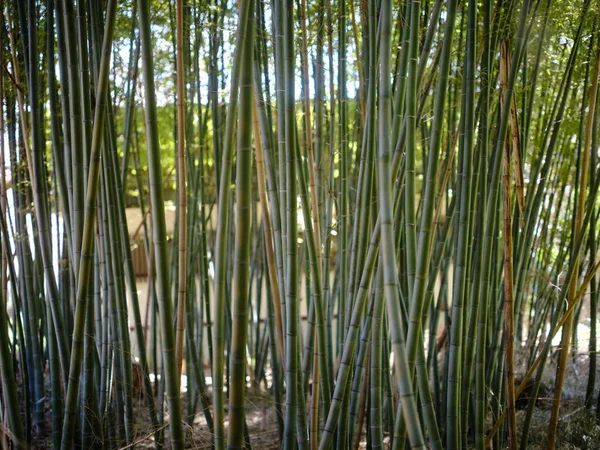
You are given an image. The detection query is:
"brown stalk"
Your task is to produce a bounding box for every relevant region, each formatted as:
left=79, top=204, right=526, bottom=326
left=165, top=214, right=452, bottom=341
left=500, top=38, right=517, bottom=450
left=175, top=0, right=187, bottom=382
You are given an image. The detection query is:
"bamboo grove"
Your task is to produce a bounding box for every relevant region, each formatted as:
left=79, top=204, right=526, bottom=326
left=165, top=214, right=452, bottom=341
left=0, top=0, right=599, bottom=448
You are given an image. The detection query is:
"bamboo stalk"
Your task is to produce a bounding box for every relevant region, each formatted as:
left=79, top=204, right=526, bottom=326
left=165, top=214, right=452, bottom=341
left=227, top=0, right=255, bottom=442
left=500, top=39, right=517, bottom=447
left=175, top=0, right=188, bottom=383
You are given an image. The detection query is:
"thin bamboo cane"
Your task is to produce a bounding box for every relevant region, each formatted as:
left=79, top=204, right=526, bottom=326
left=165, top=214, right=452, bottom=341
left=0, top=250, right=25, bottom=448
left=175, top=0, right=188, bottom=383
left=137, top=0, right=185, bottom=446
left=585, top=70, right=599, bottom=411
left=282, top=0, right=300, bottom=446
left=474, top=0, right=492, bottom=446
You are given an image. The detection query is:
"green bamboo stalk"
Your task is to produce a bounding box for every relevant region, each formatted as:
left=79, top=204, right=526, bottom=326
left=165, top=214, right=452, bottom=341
left=46, top=301, right=62, bottom=450
left=474, top=1, right=492, bottom=448
left=82, top=247, right=100, bottom=448
left=194, top=49, right=214, bottom=377
left=227, top=0, right=255, bottom=446
left=391, top=0, right=411, bottom=151
left=272, top=0, right=288, bottom=325
left=0, top=249, right=25, bottom=448
left=404, top=0, right=419, bottom=304
left=323, top=0, right=336, bottom=381
left=54, top=0, right=74, bottom=226
left=369, top=257, right=384, bottom=450
left=76, top=0, right=93, bottom=182
left=338, top=0, right=349, bottom=346
left=282, top=0, right=299, bottom=445
left=120, top=25, right=140, bottom=188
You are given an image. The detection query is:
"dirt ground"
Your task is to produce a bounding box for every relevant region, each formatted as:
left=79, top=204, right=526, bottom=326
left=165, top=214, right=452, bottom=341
left=511, top=350, right=600, bottom=450
left=22, top=356, right=600, bottom=449
left=21, top=328, right=600, bottom=449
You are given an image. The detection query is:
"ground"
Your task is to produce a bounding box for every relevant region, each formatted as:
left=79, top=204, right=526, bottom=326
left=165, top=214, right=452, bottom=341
left=513, top=350, right=600, bottom=450
left=20, top=344, right=600, bottom=449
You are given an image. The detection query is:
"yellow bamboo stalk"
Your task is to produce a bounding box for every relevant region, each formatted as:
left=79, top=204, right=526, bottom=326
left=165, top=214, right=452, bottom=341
left=175, top=0, right=187, bottom=382
left=252, top=96, right=286, bottom=365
